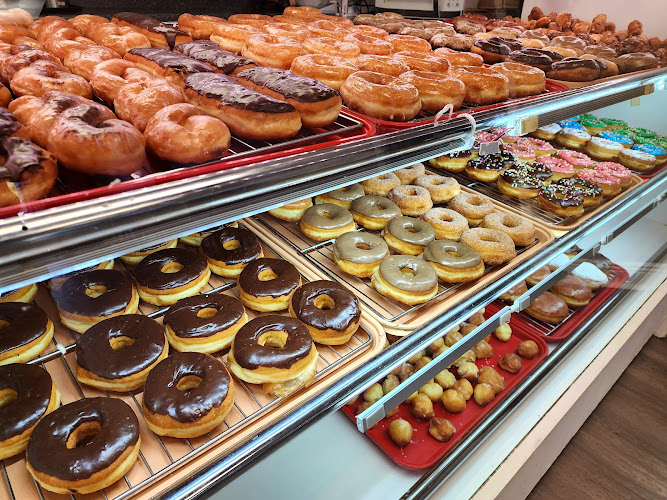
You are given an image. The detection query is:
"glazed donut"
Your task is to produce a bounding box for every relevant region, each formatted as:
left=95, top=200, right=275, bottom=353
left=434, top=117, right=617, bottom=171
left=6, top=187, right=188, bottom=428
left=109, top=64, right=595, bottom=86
left=164, top=294, right=247, bottom=353
left=431, top=33, right=475, bottom=51
left=348, top=25, right=390, bottom=39
left=480, top=212, right=535, bottom=246
left=0, top=48, right=60, bottom=85
left=491, top=61, right=545, bottom=97
left=496, top=165, right=542, bottom=199
left=0, top=8, right=33, bottom=28
left=303, top=36, right=360, bottom=62
left=577, top=168, right=622, bottom=197
left=388, top=185, right=433, bottom=216
left=345, top=32, right=393, bottom=55
left=115, top=78, right=185, bottom=132
left=119, top=239, right=178, bottom=265
left=290, top=280, right=360, bottom=345
left=596, top=162, right=632, bottom=189
left=500, top=280, right=527, bottom=302
left=388, top=34, right=431, bottom=53
left=332, top=231, right=389, bottom=278
left=393, top=51, right=450, bottom=73
left=26, top=398, right=141, bottom=494
left=177, top=13, right=228, bottom=40
left=113, top=12, right=192, bottom=49
left=550, top=35, right=586, bottom=54
left=307, top=19, right=349, bottom=41
left=56, top=269, right=139, bottom=333
left=180, top=221, right=239, bottom=247
left=448, top=66, right=509, bottom=105
left=537, top=156, right=576, bottom=181
left=421, top=207, right=468, bottom=240
left=557, top=177, right=603, bottom=207
left=200, top=226, right=263, bottom=277
left=448, top=192, right=495, bottom=225
left=555, top=127, right=591, bottom=149
left=32, top=17, right=73, bottom=42
left=211, top=23, right=262, bottom=54
left=341, top=71, right=420, bottom=121
left=10, top=60, right=92, bottom=98
left=290, top=53, right=356, bottom=90
left=0, top=284, right=38, bottom=303
left=550, top=275, right=592, bottom=307
left=75, top=314, right=168, bottom=391
left=268, top=198, right=313, bottom=222
left=398, top=70, right=465, bottom=112
left=414, top=174, right=461, bottom=203
left=300, top=203, right=356, bottom=241
left=536, top=183, right=585, bottom=217
left=350, top=195, right=401, bottom=230
left=238, top=258, right=301, bottom=312
left=315, top=183, right=365, bottom=209
left=264, top=22, right=309, bottom=42
left=371, top=255, right=438, bottom=305
left=361, top=172, right=401, bottom=196
left=242, top=34, right=304, bottom=70
left=459, top=227, right=516, bottom=266
left=354, top=54, right=409, bottom=76
left=89, top=59, right=153, bottom=104
left=143, top=351, right=234, bottom=436
left=433, top=47, right=484, bottom=66
left=423, top=240, right=484, bottom=282
left=284, top=5, right=323, bottom=21
left=547, top=57, right=601, bottom=81
left=525, top=292, right=569, bottom=324
left=44, top=33, right=96, bottom=61
left=0, top=302, right=54, bottom=365
left=63, top=46, right=120, bottom=81
left=583, top=137, right=624, bottom=161
left=228, top=13, right=275, bottom=28
left=0, top=364, right=59, bottom=460
left=382, top=216, right=435, bottom=255
left=618, top=148, right=657, bottom=171
left=429, top=151, right=472, bottom=172
left=85, top=22, right=152, bottom=56
left=394, top=163, right=425, bottom=185
left=273, top=15, right=311, bottom=27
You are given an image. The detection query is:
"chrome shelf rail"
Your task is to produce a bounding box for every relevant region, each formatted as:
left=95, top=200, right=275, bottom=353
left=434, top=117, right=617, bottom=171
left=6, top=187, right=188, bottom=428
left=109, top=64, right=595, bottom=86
left=0, top=68, right=665, bottom=292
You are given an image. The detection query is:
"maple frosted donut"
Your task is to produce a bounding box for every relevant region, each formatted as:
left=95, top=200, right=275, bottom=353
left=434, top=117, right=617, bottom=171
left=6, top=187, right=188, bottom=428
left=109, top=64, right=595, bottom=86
left=238, top=258, right=301, bottom=312
left=332, top=231, right=389, bottom=278
left=371, top=255, right=438, bottom=305
left=63, top=46, right=120, bottom=81
left=0, top=364, right=60, bottom=460
left=210, top=23, right=262, bottom=54
left=399, top=70, right=465, bottom=112
left=583, top=137, right=624, bottom=161
left=89, top=59, right=153, bottom=104
left=388, top=34, right=431, bottom=53
left=241, top=33, right=304, bottom=70
left=119, top=239, right=178, bottom=265
left=345, top=32, right=393, bottom=55
left=460, top=228, right=516, bottom=265
left=414, top=174, right=461, bottom=203
left=394, top=163, right=425, bottom=185
left=491, top=61, right=545, bottom=97
left=448, top=192, right=495, bottom=226
left=350, top=195, right=401, bottom=230
left=422, top=240, right=485, bottom=283
left=26, top=398, right=141, bottom=495
left=315, top=183, right=365, bottom=209
left=355, top=54, right=409, bottom=77
left=290, top=53, right=356, bottom=90
left=480, top=212, right=535, bottom=246
left=448, top=66, right=509, bottom=105
left=10, top=60, right=92, bottom=98
left=433, top=47, right=484, bottom=66
left=393, top=51, right=450, bottom=74
left=300, top=203, right=356, bottom=241
left=200, top=226, right=263, bottom=277
left=75, top=314, right=168, bottom=391
left=0, top=302, right=54, bottom=365
left=0, top=284, right=38, bottom=304
left=341, top=71, right=420, bottom=121
left=290, top=280, right=361, bottom=345
left=382, top=216, right=435, bottom=255
left=164, top=294, right=247, bottom=353
left=388, top=184, right=433, bottom=217
left=421, top=207, right=468, bottom=240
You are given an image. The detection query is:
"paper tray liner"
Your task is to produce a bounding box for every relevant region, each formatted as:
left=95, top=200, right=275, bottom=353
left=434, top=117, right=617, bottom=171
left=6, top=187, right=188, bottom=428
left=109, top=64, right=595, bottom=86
left=1, top=219, right=385, bottom=500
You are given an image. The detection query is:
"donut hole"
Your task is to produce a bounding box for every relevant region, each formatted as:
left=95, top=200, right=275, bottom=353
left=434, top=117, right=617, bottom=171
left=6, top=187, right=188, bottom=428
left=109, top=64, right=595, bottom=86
left=406, top=188, right=418, bottom=196
left=258, top=330, right=288, bottom=349
left=406, top=226, right=418, bottom=233
left=258, top=269, right=278, bottom=281
left=439, top=215, right=453, bottom=222
left=176, top=375, right=203, bottom=392
left=400, top=267, right=415, bottom=277
left=503, top=219, right=519, bottom=228
left=161, top=261, right=184, bottom=274
left=0, top=388, right=18, bottom=410
left=223, top=239, right=241, bottom=251
left=356, top=243, right=371, bottom=250
left=447, top=251, right=461, bottom=258
left=109, top=335, right=136, bottom=350
left=67, top=421, right=102, bottom=449
left=320, top=211, right=335, bottom=220
left=314, top=294, right=335, bottom=311
left=196, top=307, right=219, bottom=319
left=85, top=284, right=108, bottom=298
left=480, top=235, right=498, bottom=243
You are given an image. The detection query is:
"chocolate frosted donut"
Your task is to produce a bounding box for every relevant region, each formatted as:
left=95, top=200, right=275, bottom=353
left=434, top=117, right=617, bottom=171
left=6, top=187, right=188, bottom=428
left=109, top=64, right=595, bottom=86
left=238, top=258, right=301, bottom=312
left=164, top=293, right=247, bottom=352
left=26, top=398, right=141, bottom=494
left=0, top=364, right=59, bottom=460
left=299, top=203, right=356, bottom=241
left=372, top=255, right=438, bottom=305
left=0, top=302, right=54, bottom=365
left=507, top=48, right=553, bottom=70
left=382, top=216, right=435, bottom=255
left=120, top=239, right=178, bottom=265
left=315, top=183, right=365, bottom=208
left=114, top=12, right=190, bottom=49
left=474, top=38, right=511, bottom=56
left=180, top=221, right=239, bottom=247
left=332, top=231, right=389, bottom=278
left=174, top=40, right=257, bottom=74
left=547, top=57, right=601, bottom=82
left=56, top=269, right=138, bottom=333
left=422, top=240, right=484, bottom=283
left=49, top=260, right=115, bottom=291
left=75, top=314, right=168, bottom=391
left=350, top=195, right=401, bottom=230
left=142, top=351, right=234, bottom=437
left=290, top=280, right=361, bottom=345
left=200, top=226, right=263, bottom=277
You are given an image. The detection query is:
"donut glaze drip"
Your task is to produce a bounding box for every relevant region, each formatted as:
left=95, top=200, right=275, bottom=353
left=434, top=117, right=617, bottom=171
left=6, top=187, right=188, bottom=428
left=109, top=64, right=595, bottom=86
left=164, top=294, right=245, bottom=338
left=175, top=40, right=256, bottom=74
left=291, top=281, right=360, bottom=333
left=127, top=47, right=212, bottom=75
left=27, top=398, right=139, bottom=481
left=201, top=227, right=261, bottom=266
left=185, top=73, right=295, bottom=113
left=235, top=66, right=339, bottom=103
left=143, top=352, right=231, bottom=422
left=0, top=137, right=46, bottom=181
left=0, top=108, right=22, bottom=137
left=134, top=248, right=208, bottom=290
left=238, top=258, right=300, bottom=298
left=115, top=12, right=188, bottom=49
left=0, top=364, right=53, bottom=442
left=0, top=302, right=48, bottom=354
left=57, top=269, right=133, bottom=317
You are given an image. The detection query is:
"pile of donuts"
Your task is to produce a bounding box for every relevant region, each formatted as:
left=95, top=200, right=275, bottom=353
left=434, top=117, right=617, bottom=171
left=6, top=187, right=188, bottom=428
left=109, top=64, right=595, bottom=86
left=348, top=307, right=540, bottom=447
left=502, top=246, right=614, bottom=325
left=268, top=164, right=537, bottom=306
left=0, top=221, right=364, bottom=493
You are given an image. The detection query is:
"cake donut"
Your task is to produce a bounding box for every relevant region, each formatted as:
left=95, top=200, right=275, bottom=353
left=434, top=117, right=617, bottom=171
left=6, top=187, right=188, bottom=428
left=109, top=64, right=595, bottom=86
left=228, top=315, right=318, bottom=397
left=448, top=192, right=495, bottom=226
left=525, top=292, right=569, bottom=324
left=200, top=226, right=263, bottom=277
left=315, top=183, right=365, bottom=209
left=388, top=185, right=433, bottom=216
left=332, top=231, right=389, bottom=278
left=0, top=364, right=60, bottom=460
left=0, top=284, right=38, bottom=303
left=422, top=240, right=485, bottom=283
left=550, top=275, right=592, bottom=308
left=394, top=163, right=425, bottom=185
left=75, top=315, right=168, bottom=391
left=382, top=216, right=435, bottom=255
left=421, top=208, right=469, bottom=240
left=350, top=195, right=401, bottom=230
left=119, top=239, right=178, bottom=265
left=56, top=269, right=139, bottom=333
left=268, top=198, right=313, bottom=222
left=460, top=228, right=516, bottom=265
left=26, top=398, right=141, bottom=494
left=237, top=258, right=301, bottom=312
left=414, top=174, right=461, bottom=203
left=133, top=247, right=211, bottom=306
left=371, top=255, right=438, bottom=305
left=142, top=351, right=234, bottom=437
left=300, top=203, right=356, bottom=241
left=480, top=213, right=535, bottom=246
left=361, top=172, right=400, bottom=196
left=290, top=280, right=361, bottom=345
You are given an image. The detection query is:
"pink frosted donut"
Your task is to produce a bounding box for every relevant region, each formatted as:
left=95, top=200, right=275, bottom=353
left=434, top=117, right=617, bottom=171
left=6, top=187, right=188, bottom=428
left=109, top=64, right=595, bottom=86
left=500, top=134, right=521, bottom=143
left=519, top=137, right=553, bottom=156
left=555, top=149, right=594, bottom=169
left=578, top=168, right=622, bottom=196
left=595, top=162, right=632, bottom=189
left=504, top=143, right=535, bottom=161
left=475, top=131, right=497, bottom=143
left=537, top=156, right=575, bottom=180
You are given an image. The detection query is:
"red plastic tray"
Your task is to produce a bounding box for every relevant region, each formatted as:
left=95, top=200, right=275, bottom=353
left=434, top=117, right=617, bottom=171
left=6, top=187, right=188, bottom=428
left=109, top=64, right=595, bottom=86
left=0, top=110, right=375, bottom=219
left=343, top=79, right=569, bottom=133
left=638, top=160, right=667, bottom=181
left=489, top=263, right=629, bottom=342
left=342, top=315, right=548, bottom=470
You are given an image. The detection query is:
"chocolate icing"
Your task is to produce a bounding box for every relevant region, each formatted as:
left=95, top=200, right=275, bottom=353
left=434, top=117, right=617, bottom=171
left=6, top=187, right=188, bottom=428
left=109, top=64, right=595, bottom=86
left=501, top=166, right=543, bottom=189
left=474, top=38, right=510, bottom=55
left=127, top=47, right=212, bottom=76
left=238, top=258, right=300, bottom=298
left=26, top=398, right=139, bottom=482
left=235, top=66, right=339, bottom=103
left=508, top=48, right=552, bottom=66
left=134, top=247, right=208, bottom=291
left=75, top=315, right=165, bottom=379
left=423, top=240, right=481, bottom=269
left=0, top=364, right=53, bottom=442
left=232, top=315, right=312, bottom=370
left=57, top=269, right=134, bottom=317
left=114, top=12, right=188, bottom=49
left=550, top=57, right=600, bottom=71
left=175, top=40, right=257, bottom=75
left=383, top=216, right=435, bottom=246
left=538, top=184, right=583, bottom=208
left=0, top=108, right=22, bottom=137
left=378, top=255, right=438, bottom=293
left=164, top=294, right=245, bottom=338
left=143, top=351, right=231, bottom=423
left=200, top=227, right=262, bottom=266
left=333, top=231, right=388, bottom=264
left=291, top=281, right=360, bottom=333
left=524, top=161, right=554, bottom=182
left=558, top=177, right=603, bottom=197
left=184, top=73, right=295, bottom=114
left=0, top=137, right=47, bottom=182
left=0, top=302, right=49, bottom=355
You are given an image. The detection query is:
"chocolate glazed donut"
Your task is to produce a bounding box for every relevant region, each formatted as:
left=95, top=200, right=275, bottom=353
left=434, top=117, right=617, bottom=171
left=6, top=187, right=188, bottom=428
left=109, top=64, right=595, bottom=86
left=238, top=258, right=301, bottom=312
left=26, top=398, right=141, bottom=494
left=0, top=302, right=54, bottom=364
left=200, top=226, right=263, bottom=277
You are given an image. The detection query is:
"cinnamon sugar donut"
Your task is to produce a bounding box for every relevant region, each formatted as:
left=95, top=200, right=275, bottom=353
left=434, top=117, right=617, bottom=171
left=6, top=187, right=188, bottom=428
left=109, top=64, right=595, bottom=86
left=421, top=208, right=469, bottom=240
left=460, top=228, right=516, bottom=265
left=361, top=172, right=400, bottom=196
left=414, top=174, right=461, bottom=203
left=448, top=192, right=495, bottom=226
left=388, top=185, right=433, bottom=216
left=394, top=163, right=425, bottom=184
left=431, top=33, right=475, bottom=51
left=480, top=213, right=535, bottom=246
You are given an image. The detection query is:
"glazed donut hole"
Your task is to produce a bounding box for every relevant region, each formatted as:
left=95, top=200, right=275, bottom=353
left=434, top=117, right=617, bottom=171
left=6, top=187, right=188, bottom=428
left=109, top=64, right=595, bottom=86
left=388, top=418, right=413, bottom=446
left=364, top=382, right=384, bottom=403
